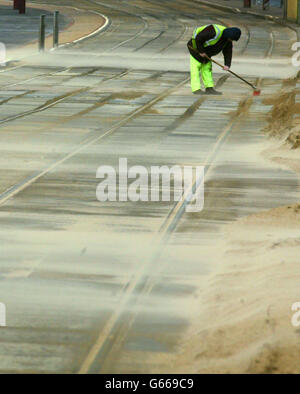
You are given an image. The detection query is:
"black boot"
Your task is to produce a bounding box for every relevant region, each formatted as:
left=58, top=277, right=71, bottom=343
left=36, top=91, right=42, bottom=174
left=205, top=87, right=222, bottom=95
left=192, top=89, right=203, bottom=95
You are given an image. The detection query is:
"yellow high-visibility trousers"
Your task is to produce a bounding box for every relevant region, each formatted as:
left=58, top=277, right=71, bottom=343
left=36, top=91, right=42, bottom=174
left=190, top=55, right=214, bottom=92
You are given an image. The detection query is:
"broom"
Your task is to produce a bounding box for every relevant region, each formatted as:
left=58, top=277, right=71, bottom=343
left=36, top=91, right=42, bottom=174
left=188, top=45, right=261, bottom=96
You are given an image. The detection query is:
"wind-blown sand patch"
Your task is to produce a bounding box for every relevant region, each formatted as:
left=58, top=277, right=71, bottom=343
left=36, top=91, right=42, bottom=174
left=174, top=202, right=300, bottom=373
left=173, top=76, right=300, bottom=374
left=263, top=73, right=300, bottom=149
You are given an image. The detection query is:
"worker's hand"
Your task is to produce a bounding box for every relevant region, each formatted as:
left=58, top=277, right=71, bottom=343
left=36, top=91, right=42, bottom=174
left=199, top=53, right=207, bottom=58
left=223, top=65, right=230, bottom=71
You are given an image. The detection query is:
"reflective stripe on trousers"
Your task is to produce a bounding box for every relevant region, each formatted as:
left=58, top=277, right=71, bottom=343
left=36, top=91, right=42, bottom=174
left=190, top=56, right=214, bottom=91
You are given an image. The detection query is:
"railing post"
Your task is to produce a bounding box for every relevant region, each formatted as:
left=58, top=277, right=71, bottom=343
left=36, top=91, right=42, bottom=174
left=39, top=14, right=46, bottom=52
left=283, top=0, right=287, bottom=20
left=13, top=0, right=19, bottom=10
left=244, top=0, right=251, bottom=8
left=53, top=11, right=59, bottom=48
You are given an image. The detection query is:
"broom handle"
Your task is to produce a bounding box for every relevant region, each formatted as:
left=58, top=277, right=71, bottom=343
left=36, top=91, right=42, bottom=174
left=188, top=44, right=257, bottom=90
left=208, top=56, right=256, bottom=90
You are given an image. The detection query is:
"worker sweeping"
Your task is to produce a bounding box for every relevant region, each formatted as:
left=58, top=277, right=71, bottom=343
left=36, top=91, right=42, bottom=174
left=187, top=24, right=241, bottom=95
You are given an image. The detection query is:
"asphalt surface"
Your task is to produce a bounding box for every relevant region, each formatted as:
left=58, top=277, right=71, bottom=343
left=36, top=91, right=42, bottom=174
left=0, top=0, right=299, bottom=373
left=195, top=0, right=284, bottom=18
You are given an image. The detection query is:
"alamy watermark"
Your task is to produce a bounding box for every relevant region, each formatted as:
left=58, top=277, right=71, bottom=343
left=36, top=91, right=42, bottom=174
left=96, top=158, right=205, bottom=212
left=291, top=302, right=300, bottom=327
left=0, top=303, right=6, bottom=327
left=292, top=42, right=300, bottom=67
left=0, top=43, right=6, bottom=67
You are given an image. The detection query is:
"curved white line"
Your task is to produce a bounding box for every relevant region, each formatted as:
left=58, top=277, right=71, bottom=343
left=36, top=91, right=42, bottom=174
left=54, top=9, right=110, bottom=49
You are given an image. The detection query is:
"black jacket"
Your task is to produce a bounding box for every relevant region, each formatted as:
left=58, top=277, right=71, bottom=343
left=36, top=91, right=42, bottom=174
left=187, top=25, right=233, bottom=67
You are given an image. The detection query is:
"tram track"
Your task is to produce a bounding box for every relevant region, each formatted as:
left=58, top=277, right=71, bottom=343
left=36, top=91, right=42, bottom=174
left=76, top=4, right=277, bottom=371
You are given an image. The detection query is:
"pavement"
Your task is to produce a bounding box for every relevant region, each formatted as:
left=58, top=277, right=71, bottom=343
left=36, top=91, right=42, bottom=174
left=0, top=3, right=71, bottom=50
left=0, top=0, right=298, bottom=374
left=0, top=0, right=107, bottom=63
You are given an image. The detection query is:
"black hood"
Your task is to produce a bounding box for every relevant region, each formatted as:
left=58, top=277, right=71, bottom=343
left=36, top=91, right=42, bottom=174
left=223, top=27, right=241, bottom=41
